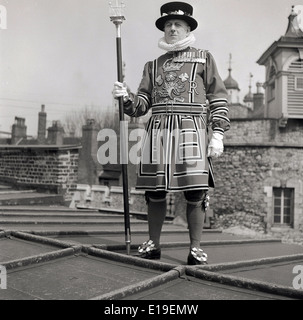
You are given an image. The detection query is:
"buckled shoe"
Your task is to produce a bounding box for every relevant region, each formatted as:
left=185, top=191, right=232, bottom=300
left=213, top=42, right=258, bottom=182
left=187, top=247, right=208, bottom=265
left=138, top=240, right=161, bottom=260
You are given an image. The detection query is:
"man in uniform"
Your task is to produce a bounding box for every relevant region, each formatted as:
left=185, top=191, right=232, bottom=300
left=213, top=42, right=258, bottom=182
left=113, top=2, right=230, bottom=265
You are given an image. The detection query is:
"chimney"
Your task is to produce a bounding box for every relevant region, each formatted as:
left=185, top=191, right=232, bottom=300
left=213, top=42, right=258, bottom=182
left=77, top=119, right=99, bottom=185
left=47, top=120, right=65, bottom=145
left=37, top=104, right=47, bottom=144
left=11, top=117, right=27, bottom=145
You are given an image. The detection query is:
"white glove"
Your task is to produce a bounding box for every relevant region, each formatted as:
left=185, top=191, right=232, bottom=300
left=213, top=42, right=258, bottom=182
left=113, top=81, right=129, bottom=102
left=207, top=132, right=224, bottom=158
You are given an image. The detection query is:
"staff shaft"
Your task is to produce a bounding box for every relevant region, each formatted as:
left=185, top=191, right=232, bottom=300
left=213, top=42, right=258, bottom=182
left=115, top=24, right=131, bottom=255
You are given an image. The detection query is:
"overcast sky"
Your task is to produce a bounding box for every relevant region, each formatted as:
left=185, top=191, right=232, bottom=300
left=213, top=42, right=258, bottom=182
left=0, top=0, right=301, bottom=136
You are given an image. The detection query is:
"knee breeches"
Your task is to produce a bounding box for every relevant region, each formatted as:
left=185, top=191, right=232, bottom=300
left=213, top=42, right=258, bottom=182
left=145, top=190, right=209, bottom=210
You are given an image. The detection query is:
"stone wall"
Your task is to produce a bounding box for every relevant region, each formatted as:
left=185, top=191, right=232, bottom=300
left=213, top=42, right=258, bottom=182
left=210, top=118, right=303, bottom=232
left=0, top=145, right=80, bottom=201
left=224, top=118, right=303, bottom=145
left=214, top=211, right=266, bottom=232
left=228, top=104, right=249, bottom=119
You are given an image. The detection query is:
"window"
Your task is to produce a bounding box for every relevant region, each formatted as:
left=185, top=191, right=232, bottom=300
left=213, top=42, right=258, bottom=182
left=269, top=66, right=276, bottom=78
left=295, top=76, right=303, bottom=90
left=268, top=81, right=275, bottom=100
left=267, top=66, right=276, bottom=101
left=273, top=188, right=294, bottom=227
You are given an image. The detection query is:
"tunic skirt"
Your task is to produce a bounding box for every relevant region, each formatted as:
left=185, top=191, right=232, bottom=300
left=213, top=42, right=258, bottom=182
left=137, top=103, right=214, bottom=192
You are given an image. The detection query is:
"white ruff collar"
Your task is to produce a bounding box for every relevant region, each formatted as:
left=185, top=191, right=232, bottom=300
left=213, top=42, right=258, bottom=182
left=158, top=33, right=196, bottom=52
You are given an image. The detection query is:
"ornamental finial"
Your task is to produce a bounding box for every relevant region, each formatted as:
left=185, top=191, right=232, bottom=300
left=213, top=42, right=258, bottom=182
left=109, top=0, right=125, bottom=24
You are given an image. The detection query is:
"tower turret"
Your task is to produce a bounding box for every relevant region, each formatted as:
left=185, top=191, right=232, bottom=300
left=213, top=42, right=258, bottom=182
left=224, top=54, right=240, bottom=104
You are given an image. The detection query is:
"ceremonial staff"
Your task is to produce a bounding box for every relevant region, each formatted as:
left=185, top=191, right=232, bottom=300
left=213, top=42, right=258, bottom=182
left=109, top=0, right=131, bottom=255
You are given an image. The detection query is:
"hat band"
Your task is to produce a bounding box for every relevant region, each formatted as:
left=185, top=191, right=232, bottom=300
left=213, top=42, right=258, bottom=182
left=162, top=10, right=192, bottom=17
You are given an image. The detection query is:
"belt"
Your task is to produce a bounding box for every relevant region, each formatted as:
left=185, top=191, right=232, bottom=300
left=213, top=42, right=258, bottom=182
left=151, top=103, right=207, bottom=116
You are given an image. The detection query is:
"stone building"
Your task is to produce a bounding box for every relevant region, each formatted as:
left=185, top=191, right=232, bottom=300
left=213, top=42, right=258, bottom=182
left=224, top=54, right=241, bottom=105
left=243, top=74, right=254, bottom=110
left=213, top=6, right=303, bottom=234
left=223, top=55, right=254, bottom=119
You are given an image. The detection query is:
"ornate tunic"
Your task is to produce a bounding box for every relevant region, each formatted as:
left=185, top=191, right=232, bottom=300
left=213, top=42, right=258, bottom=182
left=124, top=47, right=230, bottom=192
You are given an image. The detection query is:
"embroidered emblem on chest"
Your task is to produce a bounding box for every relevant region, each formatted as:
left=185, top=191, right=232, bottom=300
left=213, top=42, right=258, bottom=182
left=160, top=71, right=186, bottom=100
left=179, top=73, right=189, bottom=82
left=154, top=58, right=191, bottom=103
left=162, top=58, right=184, bottom=72
left=156, top=75, right=163, bottom=86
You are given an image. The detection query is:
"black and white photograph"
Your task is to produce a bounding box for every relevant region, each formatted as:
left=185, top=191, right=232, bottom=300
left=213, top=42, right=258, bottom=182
left=0, top=0, right=303, bottom=304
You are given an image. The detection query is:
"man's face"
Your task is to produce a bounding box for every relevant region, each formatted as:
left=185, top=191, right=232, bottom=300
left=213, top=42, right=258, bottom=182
left=164, top=19, right=190, bottom=44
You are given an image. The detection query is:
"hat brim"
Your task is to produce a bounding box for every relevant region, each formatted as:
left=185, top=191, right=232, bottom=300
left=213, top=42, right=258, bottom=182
left=155, top=15, right=198, bottom=31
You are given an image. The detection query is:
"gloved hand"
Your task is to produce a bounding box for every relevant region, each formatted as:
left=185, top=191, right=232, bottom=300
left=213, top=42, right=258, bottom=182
left=113, top=81, right=129, bottom=102
left=207, top=132, right=224, bottom=158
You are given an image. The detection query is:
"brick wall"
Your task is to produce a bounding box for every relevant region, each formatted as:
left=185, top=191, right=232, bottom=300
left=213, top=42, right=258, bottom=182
left=0, top=145, right=80, bottom=201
